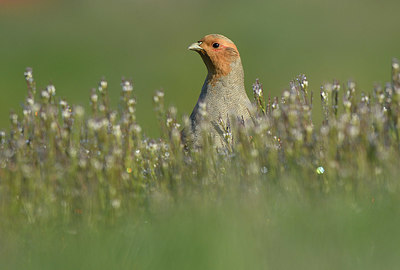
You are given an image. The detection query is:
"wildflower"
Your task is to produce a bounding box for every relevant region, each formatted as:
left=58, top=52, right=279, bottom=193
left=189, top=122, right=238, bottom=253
left=10, top=113, right=18, bottom=125
left=272, top=109, right=281, bottom=118
left=297, top=74, right=308, bottom=90
left=343, top=100, right=351, bottom=109
left=156, top=90, right=164, bottom=98
left=320, top=88, right=328, bottom=102
left=78, top=159, right=87, bottom=169
left=98, top=79, right=108, bottom=92
left=316, top=166, right=325, bottom=174
left=345, top=80, right=356, bottom=100
left=113, top=125, right=122, bottom=138
left=361, top=93, right=369, bottom=104
left=41, top=90, right=50, bottom=99
left=252, top=79, right=263, bottom=97
left=101, top=118, right=109, bottom=128
left=111, top=199, right=121, bottom=209
left=320, top=126, right=329, bottom=136
left=147, top=140, right=159, bottom=152
left=62, top=109, right=71, bottom=119
left=90, top=94, right=98, bottom=103
left=26, top=97, right=34, bottom=106
left=169, top=106, right=177, bottom=116
left=305, top=124, right=313, bottom=134
left=301, top=78, right=308, bottom=88
left=46, top=84, right=56, bottom=95
left=153, top=90, right=164, bottom=103
left=128, top=98, right=136, bottom=106
left=91, top=159, right=102, bottom=171
left=393, top=58, right=399, bottom=71
left=23, top=109, right=31, bottom=116
left=260, top=166, right=268, bottom=174
left=133, top=124, right=142, bottom=133
left=223, top=131, right=232, bottom=141
left=88, top=119, right=98, bottom=131
left=109, top=111, right=117, bottom=123
left=24, top=68, right=34, bottom=83
left=59, top=100, right=68, bottom=108
left=348, top=125, right=359, bottom=138
left=40, top=112, right=47, bottom=120
left=271, top=98, right=279, bottom=110
left=121, top=80, right=133, bottom=92
left=332, top=81, right=340, bottom=92
left=74, top=105, right=85, bottom=118
left=282, top=90, right=290, bottom=99
left=0, top=131, right=5, bottom=143
left=166, top=117, right=173, bottom=127
left=291, top=129, right=303, bottom=141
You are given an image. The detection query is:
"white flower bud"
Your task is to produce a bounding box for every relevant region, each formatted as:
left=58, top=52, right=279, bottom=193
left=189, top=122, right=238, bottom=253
left=47, top=85, right=56, bottom=95
left=41, top=90, right=50, bottom=99
left=91, top=94, right=98, bottom=103
left=122, top=80, right=133, bottom=92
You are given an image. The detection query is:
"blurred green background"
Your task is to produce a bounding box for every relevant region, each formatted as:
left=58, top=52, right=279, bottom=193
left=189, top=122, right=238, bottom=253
left=1, top=0, right=399, bottom=136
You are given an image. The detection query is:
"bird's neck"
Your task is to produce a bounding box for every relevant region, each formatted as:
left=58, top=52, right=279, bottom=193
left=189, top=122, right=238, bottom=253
left=202, top=58, right=245, bottom=97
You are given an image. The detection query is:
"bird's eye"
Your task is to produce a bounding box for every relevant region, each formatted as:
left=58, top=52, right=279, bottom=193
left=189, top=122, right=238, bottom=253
left=212, top=43, right=220, bottom=48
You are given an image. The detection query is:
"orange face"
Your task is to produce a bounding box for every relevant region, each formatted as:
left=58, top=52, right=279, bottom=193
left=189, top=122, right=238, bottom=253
left=189, top=34, right=240, bottom=77
left=198, top=34, right=239, bottom=57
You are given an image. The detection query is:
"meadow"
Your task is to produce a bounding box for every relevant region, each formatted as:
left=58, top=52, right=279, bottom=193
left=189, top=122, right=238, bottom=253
left=0, top=60, right=400, bottom=269
left=1, top=0, right=400, bottom=136
left=1, top=0, right=400, bottom=269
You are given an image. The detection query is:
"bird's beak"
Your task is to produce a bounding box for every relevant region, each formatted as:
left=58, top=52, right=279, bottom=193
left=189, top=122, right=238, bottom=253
left=188, top=42, right=203, bottom=52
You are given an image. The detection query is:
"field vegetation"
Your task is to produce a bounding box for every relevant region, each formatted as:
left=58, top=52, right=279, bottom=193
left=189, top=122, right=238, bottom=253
left=0, top=60, right=400, bottom=269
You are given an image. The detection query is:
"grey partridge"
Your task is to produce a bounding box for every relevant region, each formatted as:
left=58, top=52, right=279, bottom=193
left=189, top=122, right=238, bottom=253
left=187, top=34, right=252, bottom=146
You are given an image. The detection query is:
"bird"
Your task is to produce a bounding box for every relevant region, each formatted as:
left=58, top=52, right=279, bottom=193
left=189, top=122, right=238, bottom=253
left=186, top=34, right=253, bottom=147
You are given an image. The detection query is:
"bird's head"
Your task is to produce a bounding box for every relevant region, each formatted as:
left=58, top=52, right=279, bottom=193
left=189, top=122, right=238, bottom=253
left=188, top=34, right=241, bottom=77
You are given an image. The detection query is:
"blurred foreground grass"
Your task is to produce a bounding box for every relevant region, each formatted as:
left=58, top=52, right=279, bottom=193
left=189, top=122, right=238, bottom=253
left=0, top=58, right=400, bottom=269
left=3, top=196, right=400, bottom=270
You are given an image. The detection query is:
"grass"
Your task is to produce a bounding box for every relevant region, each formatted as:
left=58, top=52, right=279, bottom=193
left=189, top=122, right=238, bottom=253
left=0, top=59, right=400, bottom=269
left=2, top=0, right=400, bottom=135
